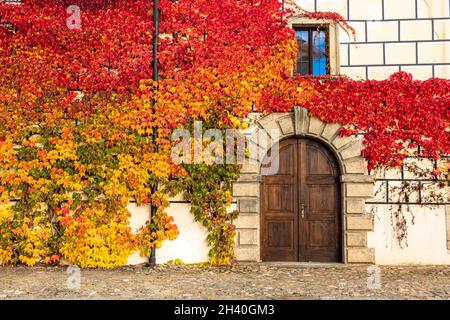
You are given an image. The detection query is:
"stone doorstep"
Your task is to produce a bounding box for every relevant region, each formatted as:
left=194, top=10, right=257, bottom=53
left=243, top=262, right=346, bottom=268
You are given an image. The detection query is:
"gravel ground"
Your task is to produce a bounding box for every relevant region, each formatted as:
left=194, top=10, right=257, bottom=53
left=0, top=264, right=449, bottom=300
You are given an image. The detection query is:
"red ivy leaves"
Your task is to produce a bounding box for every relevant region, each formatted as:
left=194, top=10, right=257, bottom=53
left=261, top=72, right=450, bottom=169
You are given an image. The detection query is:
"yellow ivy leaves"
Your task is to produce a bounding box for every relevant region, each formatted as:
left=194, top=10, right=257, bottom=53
left=0, top=205, right=57, bottom=266
left=59, top=205, right=136, bottom=269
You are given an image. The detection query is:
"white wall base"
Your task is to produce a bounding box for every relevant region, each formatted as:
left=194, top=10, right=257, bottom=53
left=368, top=205, right=450, bottom=265
left=126, top=201, right=210, bottom=265
left=126, top=201, right=450, bottom=266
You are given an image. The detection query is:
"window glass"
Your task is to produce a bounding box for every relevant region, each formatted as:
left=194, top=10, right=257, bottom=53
left=312, top=30, right=327, bottom=76
left=295, top=28, right=328, bottom=76
left=296, top=30, right=310, bottom=75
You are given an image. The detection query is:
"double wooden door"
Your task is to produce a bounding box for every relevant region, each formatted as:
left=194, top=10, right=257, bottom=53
left=261, top=138, right=341, bottom=262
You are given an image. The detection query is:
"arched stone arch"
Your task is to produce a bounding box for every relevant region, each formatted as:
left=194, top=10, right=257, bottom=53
left=232, top=107, right=375, bottom=264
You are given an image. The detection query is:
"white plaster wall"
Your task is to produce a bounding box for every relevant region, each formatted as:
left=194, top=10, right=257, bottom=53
left=127, top=202, right=151, bottom=265
left=155, top=202, right=210, bottom=264
left=126, top=199, right=211, bottom=265
left=368, top=205, right=450, bottom=265
left=126, top=197, right=240, bottom=265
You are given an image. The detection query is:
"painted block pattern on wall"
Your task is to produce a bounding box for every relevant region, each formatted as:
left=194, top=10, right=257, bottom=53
left=294, top=0, right=450, bottom=80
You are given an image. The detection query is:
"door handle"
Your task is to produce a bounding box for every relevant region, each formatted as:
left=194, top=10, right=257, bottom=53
left=300, top=203, right=305, bottom=219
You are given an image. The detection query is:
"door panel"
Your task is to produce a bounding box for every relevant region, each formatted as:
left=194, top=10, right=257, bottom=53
left=265, top=184, right=294, bottom=212
left=267, top=220, right=295, bottom=248
left=261, top=139, right=298, bottom=261
left=261, top=138, right=341, bottom=262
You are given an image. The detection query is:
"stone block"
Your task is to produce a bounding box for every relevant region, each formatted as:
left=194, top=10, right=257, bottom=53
left=367, top=21, right=399, bottom=42
left=234, top=214, right=259, bottom=229
left=349, top=0, right=383, bottom=20
left=346, top=232, right=367, bottom=247
left=340, top=67, right=367, bottom=80
left=368, top=66, right=401, bottom=80
left=238, top=199, right=259, bottom=213
left=384, top=0, right=416, bottom=19
left=434, top=20, right=450, bottom=40
left=400, top=66, right=433, bottom=80
left=343, top=158, right=367, bottom=174
left=241, top=163, right=259, bottom=174
left=321, top=123, right=341, bottom=141
left=317, top=0, right=348, bottom=19
left=278, top=115, right=294, bottom=136
left=341, top=175, right=374, bottom=184
left=400, top=20, right=433, bottom=41
left=340, top=44, right=349, bottom=65
left=435, top=65, right=450, bottom=78
left=235, top=246, right=260, bottom=262
left=332, top=135, right=354, bottom=150
left=385, top=43, right=417, bottom=65
left=347, top=248, right=375, bottom=264
left=237, top=173, right=260, bottom=182
left=418, top=42, right=450, bottom=63
left=237, top=229, right=259, bottom=246
left=344, top=22, right=366, bottom=43
left=340, top=140, right=363, bottom=160
left=308, top=117, right=326, bottom=136
left=294, top=107, right=309, bottom=137
left=346, top=199, right=366, bottom=214
left=346, top=183, right=374, bottom=198
left=350, top=44, right=384, bottom=66
left=347, top=215, right=374, bottom=231
left=258, top=113, right=285, bottom=133
left=233, top=182, right=259, bottom=197
left=446, top=206, right=450, bottom=250
left=417, top=0, right=450, bottom=18
left=296, top=0, right=314, bottom=12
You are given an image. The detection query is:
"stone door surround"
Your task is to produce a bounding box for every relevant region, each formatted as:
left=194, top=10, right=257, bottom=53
left=232, top=107, right=376, bottom=264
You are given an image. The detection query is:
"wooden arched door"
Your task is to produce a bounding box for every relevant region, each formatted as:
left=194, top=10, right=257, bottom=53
left=260, top=138, right=341, bottom=262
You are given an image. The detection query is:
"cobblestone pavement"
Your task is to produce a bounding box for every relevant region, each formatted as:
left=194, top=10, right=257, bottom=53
left=0, top=264, right=449, bottom=300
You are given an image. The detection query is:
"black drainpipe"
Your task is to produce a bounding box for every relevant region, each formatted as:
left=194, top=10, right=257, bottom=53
left=149, top=0, right=159, bottom=266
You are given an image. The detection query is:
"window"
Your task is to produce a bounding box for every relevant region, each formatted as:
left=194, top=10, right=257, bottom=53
left=295, top=27, right=329, bottom=76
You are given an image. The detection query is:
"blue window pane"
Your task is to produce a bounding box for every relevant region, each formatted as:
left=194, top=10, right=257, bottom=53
left=312, top=30, right=327, bottom=76
left=296, top=30, right=310, bottom=75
